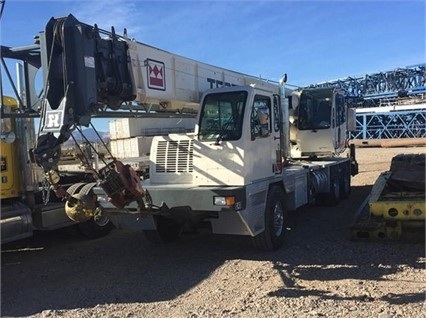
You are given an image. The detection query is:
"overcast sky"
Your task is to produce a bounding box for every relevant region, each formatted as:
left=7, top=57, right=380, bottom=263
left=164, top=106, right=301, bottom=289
left=1, top=0, right=425, bottom=87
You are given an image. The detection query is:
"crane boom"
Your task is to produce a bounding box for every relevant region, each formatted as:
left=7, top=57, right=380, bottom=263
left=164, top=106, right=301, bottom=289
left=126, top=36, right=277, bottom=111
left=38, top=14, right=276, bottom=136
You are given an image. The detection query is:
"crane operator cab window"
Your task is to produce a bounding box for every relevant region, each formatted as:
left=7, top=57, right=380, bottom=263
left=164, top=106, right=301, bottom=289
left=198, top=91, right=247, bottom=142
left=251, top=95, right=271, bottom=139
left=297, top=91, right=332, bottom=131
left=335, top=93, right=346, bottom=127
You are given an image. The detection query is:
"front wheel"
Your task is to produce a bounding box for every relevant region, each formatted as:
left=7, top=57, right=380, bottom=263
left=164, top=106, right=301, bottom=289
left=252, top=186, right=287, bottom=251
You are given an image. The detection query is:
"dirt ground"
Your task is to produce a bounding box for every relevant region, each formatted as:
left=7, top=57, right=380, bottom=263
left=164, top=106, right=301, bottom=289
left=1, top=146, right=425, bottom=318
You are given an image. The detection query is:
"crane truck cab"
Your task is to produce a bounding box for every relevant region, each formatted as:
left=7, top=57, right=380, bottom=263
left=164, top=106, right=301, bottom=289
left=289, top=87, right=348, bottom=157
left=0, top=96, right=33, bottom=243
left=1, top=96, right=20, bottom=199
left=124, top=84, right=356, bottom=250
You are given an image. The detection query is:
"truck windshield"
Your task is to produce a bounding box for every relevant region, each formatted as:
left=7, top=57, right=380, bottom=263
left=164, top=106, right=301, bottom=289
left=198, top=91, right=247, bottom=141
left=298, top=90, right=332, bottom=130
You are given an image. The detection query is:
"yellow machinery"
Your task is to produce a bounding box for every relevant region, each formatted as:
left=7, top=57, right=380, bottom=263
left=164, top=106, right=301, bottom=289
left=1, top=96, right=21, bottom=199
left=1, top=96, right=114, bottom=243
left=1, top=96, right=34, bottom=242
left=352, top=153, right=425, bottom=240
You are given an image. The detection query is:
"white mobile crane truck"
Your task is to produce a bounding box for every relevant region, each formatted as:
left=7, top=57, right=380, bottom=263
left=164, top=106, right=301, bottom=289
left=28, top=15, right=357, bottom=250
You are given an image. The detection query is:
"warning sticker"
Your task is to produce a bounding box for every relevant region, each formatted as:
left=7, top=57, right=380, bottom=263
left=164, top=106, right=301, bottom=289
left=1, top=156, right=7, bottom=172
left=84, top=56, right=95, bottom=68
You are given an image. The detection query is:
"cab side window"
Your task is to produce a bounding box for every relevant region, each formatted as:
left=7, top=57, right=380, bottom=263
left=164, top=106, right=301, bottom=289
left=251, top=95, right=271, bottom=139
left=335, top=93, right=345, bottom=126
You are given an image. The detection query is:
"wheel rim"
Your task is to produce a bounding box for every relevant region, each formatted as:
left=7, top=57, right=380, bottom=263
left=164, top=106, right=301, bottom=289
left=273, top=201, right=284, bottom=237
left=93, top=214, right=110, bottom=227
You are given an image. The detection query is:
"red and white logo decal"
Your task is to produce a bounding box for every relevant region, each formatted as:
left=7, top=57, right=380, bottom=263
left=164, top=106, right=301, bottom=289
left=147, top=59, right=166, bottom=90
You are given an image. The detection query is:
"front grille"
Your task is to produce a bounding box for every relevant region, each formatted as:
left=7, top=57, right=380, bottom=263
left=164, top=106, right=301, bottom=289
left=155, top=140, right=193, bottom=173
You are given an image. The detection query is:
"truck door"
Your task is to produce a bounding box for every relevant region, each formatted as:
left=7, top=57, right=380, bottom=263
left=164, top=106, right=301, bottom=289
left=249, top=93, right=281, bottom=180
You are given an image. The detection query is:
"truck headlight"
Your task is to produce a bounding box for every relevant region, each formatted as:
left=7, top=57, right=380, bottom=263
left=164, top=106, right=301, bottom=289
left=213, top=196, right=235, bottom=206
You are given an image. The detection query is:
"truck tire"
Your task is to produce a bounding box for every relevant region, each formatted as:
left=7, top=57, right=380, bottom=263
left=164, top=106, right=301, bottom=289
left=326, top=177, right=340, bottom=206
left=252, top=186, right=287, bottom=251
left=77, top=215, right=115, bottom=239
left=390, top=153, right=425, bottom=172
left=315, top=177, right=340, bottom=206
left=389, top=153, right=425, bottom=191
left=340, top=173, right=351, bottom=199
left=143, top=216, right=182, bottom=243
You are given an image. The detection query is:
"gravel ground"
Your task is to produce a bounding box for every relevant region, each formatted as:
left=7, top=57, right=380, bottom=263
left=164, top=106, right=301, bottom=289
left=1, top=146, right=425, bottom=318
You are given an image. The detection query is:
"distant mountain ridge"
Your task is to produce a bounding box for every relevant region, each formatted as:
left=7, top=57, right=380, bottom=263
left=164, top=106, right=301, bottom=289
left=63, top=128, right=109, bottom=146
left=74, top=128, right=109, bottom=142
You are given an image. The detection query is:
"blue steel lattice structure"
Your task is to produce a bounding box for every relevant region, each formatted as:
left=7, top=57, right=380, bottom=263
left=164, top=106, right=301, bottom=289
left=308, top=64, right=425, bottom=107
left=306, top=64, right=426, bottom=140
left=351, top=106, right=426, bottom=140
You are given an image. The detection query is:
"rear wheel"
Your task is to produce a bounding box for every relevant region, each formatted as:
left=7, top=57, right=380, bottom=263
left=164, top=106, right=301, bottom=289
left=327, top=177, right=340, bottom=206
left=340, top=173, right=351, bottom=199
left=252, top=186, right=287, bottom=251
left=315, top=176, right=340, bottom=206
left=143, top=216, right=182, bottom=243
